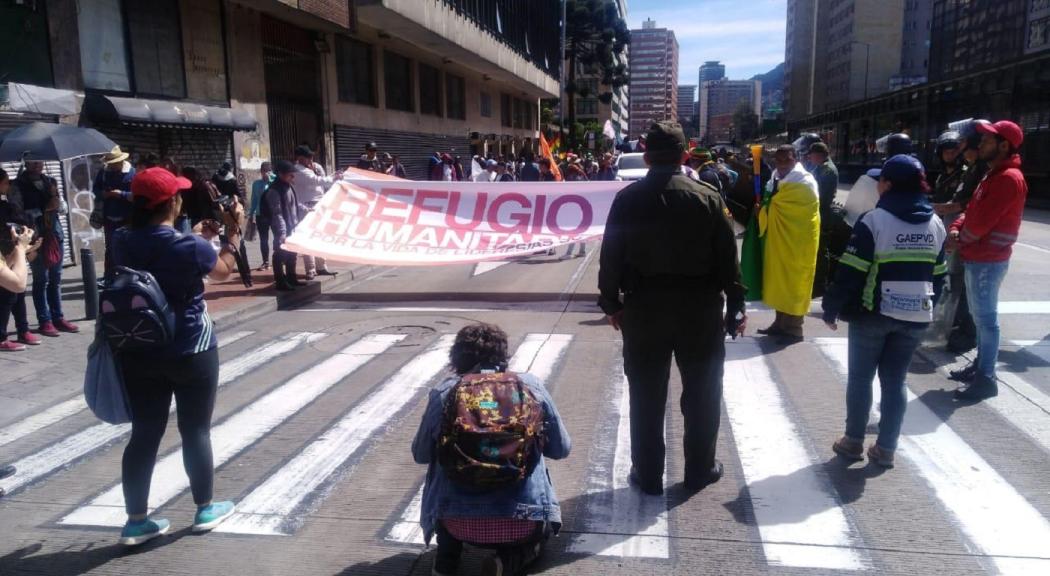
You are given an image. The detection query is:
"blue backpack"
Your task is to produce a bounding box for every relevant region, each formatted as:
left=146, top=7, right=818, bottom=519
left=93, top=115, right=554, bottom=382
left=99, top=266, right=176, bottom=351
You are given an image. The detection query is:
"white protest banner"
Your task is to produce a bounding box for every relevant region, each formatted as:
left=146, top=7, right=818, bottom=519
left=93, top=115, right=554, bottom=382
left=283, top=168, right=628, bottom=266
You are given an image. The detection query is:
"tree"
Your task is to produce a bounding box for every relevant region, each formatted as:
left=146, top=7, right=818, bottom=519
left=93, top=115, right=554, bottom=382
left=733, top=102, right=760, bottom=143
left=564, top=0, right=630, bottom=150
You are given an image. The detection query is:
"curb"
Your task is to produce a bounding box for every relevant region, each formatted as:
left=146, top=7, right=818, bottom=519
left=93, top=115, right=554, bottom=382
left=209, top=264, right=382, bottom=333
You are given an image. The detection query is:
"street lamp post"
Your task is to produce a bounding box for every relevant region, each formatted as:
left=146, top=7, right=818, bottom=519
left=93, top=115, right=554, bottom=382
left=851, top=41, right=871, bottom=100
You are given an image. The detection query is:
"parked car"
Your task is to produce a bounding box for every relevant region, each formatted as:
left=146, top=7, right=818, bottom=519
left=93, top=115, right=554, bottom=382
left=614, top=153, right=647, bottom=181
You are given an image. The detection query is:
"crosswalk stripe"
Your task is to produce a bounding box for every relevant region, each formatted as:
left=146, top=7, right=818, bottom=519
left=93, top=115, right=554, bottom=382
left=724, top=339, right=870, bottom=571
left=568, top=374, right=670, bottom=558
left=385, top=333, right=574, bottom=545
left=217, top=335, right=457, bottom=535
left=472, top=261, right=512, bottom=276
left=0, top=332, right=320, bottom=497
left=60, top=333, right=402, bottom=528
left=0, top=330, right=255, bottom=451
left=217, top=330, right=255, bottom=348
left=816, top=338, right=1050, bottom=574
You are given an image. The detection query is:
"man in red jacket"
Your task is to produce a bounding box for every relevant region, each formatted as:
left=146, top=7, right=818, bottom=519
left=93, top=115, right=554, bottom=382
left=948, top=120, right=1027, bottom=401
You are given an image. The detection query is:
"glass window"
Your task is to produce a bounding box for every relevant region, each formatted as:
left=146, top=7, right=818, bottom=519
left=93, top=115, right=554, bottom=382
left=480, top=91, right=493, bottom=118
left=501, top=93, right=512, bottom=127
left=446, top=73, right=465, bottom=120
left=384, top=50, right=414, bottom=112
left=79, top=0, right=132, bottom=91
left=336, top=36, right=376, bottom=106
left=125, top=0, right=185, bottom=98
left=419, top=63, right=442, bottom=116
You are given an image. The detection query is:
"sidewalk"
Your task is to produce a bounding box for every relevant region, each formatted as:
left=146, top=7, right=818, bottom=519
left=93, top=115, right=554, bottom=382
left=0, top=235, right=372, bottom=425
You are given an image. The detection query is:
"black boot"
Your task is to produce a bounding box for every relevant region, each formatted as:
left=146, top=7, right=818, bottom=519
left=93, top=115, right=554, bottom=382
left=954, top=374, right=998, bottom=401
left=684, top=460, right=724, bottom=492
left=948, top=362, right=978, bottom=382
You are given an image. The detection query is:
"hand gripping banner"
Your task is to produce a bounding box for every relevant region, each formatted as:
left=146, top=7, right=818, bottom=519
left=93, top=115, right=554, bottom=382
left=283, top=168, right=628, bottom=266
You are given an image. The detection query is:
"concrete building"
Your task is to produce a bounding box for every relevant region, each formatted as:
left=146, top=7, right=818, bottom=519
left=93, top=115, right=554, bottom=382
left=929, top=0, right=1045, bottom=81
left=677, top=84, right=697, bottom=135
left=699, top=61, right=726, bottom=84
left=564, top=0, right=630, bottom=144
left=628, top=18, right=679, bottom=138
left=891, top=0, right=933, bottom=90
left=698, top=79, right=761, bottom=143
left=0, top=0, right=560, bottom=260
left=784, top=0, right=904, bottom=121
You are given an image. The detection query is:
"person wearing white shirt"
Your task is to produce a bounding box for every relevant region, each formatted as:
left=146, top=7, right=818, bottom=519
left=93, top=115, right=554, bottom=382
left=293, top=145, right=341, bottom=279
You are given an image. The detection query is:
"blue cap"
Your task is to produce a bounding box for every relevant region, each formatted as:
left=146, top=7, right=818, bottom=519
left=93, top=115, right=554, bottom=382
left=868, top=154, right=924, bottom=185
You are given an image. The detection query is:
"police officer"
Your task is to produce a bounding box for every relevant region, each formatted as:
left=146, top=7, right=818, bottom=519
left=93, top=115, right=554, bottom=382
left=598, top=121, right=747, bottom=496
left=808, top=142, right=844, bottom=297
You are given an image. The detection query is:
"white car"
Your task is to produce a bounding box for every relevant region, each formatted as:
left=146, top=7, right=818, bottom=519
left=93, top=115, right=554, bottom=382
left=614, top=152, right=696, bottom=182
left=614, top=153, right=648, bottom=181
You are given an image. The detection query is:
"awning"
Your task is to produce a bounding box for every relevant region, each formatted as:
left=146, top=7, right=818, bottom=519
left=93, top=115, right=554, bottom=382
left=5, top=83, right=83, bottom=116
left=84, top=94, right=257, bottom=131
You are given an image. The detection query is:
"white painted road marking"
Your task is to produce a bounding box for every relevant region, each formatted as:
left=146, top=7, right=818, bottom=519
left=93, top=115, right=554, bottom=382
left=568, top=374, right=670, bottom=558
left=1015, top=242, right=1050, bottom=255
left=385, top=333, right=574, bottom=545
left=218, top=335, right=457, bottom=535
left=0, top=332, right=322, bottom=497
left=724, top=340, right=870, bottom=570
left=472, top=261, right=513, bottom=276
left=0, top=330, right=255, bottom=451
left=60, top=333, right=400, bottom=528
left=747, top=301, right=1050, bottom=315
left=818, top=338, right=1050, bottom=575
left=1011, top=340, right=1050, bottom=365
left=217, top=330, right=255, bottom=348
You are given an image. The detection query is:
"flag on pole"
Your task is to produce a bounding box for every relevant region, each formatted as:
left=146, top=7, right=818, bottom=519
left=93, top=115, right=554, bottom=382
left=539, top=133, right=564, bottom=181
left=741, top=144, right=765, bottom=301
left=602, top=119, right=616, bottom=140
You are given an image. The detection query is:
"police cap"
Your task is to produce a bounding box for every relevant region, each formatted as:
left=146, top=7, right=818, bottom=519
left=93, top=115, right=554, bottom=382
left=645, top=122, right=687, bottom=153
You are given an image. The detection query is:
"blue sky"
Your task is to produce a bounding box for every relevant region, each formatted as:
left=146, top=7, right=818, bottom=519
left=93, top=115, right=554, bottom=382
left=626, top=0, right=786, bottom=89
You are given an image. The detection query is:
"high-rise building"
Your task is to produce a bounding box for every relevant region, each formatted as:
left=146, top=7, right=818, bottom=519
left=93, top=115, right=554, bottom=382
left=628, top=18, right=679, bottom=138
left=698, top=79, right=762, bottom=143
left=699, top=61, right=726, bottom=84
left=677, top=84, right=697, bottom=134
left=929, top=0, right=1045, bottom=82
left=891, top=0, right=933, bottom=90
left=563, top=0, right=630, bottom=144
left=784, top=0, right=904, bottom=121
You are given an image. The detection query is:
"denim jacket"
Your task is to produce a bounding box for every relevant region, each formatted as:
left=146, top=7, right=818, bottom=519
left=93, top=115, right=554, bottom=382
left=411, top=371, right=571, bottom=546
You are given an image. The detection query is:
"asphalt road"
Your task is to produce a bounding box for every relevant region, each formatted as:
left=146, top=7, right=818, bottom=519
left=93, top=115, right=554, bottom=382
left=1, top=211, right=1049, bottom=576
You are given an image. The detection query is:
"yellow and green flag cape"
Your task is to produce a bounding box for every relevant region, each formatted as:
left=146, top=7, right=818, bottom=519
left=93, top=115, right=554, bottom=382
left=742, top=164, right=821, bottom=316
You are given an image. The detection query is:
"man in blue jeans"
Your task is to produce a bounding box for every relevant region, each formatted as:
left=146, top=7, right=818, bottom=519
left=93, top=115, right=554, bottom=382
left=14, top=161, right=78, bottom=337
left=823, top=155, right=947, bottom=467
left=947, top=121, right=1028, bottom=401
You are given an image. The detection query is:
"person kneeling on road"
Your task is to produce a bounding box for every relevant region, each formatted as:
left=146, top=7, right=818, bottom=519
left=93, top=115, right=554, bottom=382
left=412, top=323, right=571, bottom=576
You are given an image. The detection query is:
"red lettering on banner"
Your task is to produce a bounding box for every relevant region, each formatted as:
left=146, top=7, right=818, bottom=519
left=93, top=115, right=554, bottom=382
left=445, top=192, right=486, bottom=231
left=532, top=195, right=547, bottom=234
left=546, top=195, right=593, bottom=235
left=341, top=184, right=377, bottom=216
left=373, top=188, right=414, bottom=223
left=409, top=190, right=449, bottom=225
left=487, top=193, right=532, bottom=234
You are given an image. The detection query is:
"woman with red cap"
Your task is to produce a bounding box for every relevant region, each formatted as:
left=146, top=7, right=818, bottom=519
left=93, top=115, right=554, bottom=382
left=110, top=167, right=244, bottom=545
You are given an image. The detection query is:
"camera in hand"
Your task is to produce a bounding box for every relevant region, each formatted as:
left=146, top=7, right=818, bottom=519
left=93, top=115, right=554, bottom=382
left=0, top=223, right=31, bottom=256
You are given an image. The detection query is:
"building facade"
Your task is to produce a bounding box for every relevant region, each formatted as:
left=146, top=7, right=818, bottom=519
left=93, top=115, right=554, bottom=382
left=891, top=0, right=933, bottom=90
left=628, top=19, right=679, bottom=138
left=929, top=0, right=1042, bottom=81
left=699, top=61, right=726, bottom=84
left=784, top=0, right=818, bottom=121
left=677, top=84, right=697, bottom=135
left=698, top=80, right=761, bottom=143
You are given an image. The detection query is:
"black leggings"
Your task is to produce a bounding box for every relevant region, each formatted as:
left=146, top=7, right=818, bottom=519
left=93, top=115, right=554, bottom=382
left=120, top=347, right=219, bottom=516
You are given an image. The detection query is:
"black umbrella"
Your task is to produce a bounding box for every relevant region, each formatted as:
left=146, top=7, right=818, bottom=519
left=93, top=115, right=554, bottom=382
left=0, top=122, right=117, bottom=162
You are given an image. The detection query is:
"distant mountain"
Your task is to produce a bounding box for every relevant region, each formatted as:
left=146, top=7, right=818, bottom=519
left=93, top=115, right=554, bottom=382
left=750, top=63, right=784, bottom=96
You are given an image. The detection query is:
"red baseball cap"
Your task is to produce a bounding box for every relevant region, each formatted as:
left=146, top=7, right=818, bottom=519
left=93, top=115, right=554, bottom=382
left=976, top=120, right=1023, bottom=149
left=131, top=167, right=192, bottom=208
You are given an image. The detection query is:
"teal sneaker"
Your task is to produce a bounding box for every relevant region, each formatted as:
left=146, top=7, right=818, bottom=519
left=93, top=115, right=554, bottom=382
left=192, top=501, right=235, bottom=532
left=119, top=517, right=170, bottom=546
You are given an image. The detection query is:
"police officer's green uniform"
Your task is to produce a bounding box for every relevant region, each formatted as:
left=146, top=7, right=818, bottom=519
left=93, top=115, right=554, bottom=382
left=598, top=122, right=746, bottom=494
left=809, top=143, right=844, bottom=297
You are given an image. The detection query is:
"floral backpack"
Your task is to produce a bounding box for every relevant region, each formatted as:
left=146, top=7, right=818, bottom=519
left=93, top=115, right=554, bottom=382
left=438, top=372, right=545, bottom=490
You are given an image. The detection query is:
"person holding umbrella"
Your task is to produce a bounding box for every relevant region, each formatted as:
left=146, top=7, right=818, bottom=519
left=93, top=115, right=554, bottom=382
left=93, top=146, right=136, bottom=277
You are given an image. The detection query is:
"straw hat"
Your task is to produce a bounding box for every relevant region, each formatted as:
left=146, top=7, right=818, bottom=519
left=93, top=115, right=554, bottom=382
left=102, top=145, right=129, bottom=165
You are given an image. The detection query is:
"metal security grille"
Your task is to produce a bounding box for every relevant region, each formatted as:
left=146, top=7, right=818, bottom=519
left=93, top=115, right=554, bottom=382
left=334, top=125, right=470, bottom=181
left=440, top=0, right=562, bottom=80
left=261, top=14, right=325, bottom=164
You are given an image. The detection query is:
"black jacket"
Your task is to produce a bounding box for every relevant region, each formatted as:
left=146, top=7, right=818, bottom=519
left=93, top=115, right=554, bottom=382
left=598, top=165, right=746, bottom=315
